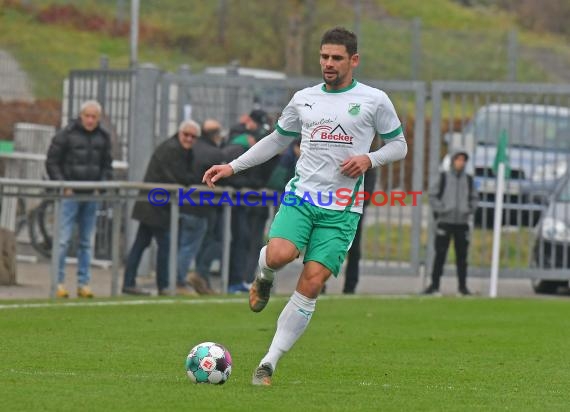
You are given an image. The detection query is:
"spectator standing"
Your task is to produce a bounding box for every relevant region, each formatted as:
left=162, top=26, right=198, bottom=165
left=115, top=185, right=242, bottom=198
left=180, top=119, right=225, bottom=295
left=423, top=148, right=478, bottom=296
left=122, top=120, right=200, bottom=296
left=46, top=100, right=113, bottom=298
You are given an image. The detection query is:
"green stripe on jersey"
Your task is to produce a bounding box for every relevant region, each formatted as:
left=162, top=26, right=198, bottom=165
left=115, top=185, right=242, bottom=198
left=379, top=125, right=403, bottom=140
left=276, top=123, right=300, bottom=137
left=344, top=175, right=364, bottom=212
left=289, top=169, right=300, bottom=192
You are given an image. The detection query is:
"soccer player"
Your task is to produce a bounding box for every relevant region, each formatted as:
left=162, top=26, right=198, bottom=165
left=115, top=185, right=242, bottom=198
left=203, top=27, right=408, bottom=386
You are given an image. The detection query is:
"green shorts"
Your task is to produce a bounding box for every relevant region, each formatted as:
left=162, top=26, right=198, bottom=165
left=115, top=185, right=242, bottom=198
left=268, top=195, right=361, bottom=276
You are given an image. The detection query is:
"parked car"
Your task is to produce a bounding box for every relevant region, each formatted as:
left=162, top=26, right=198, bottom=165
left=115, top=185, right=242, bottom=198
left=442, top=104, right=570, bottom=227
left=531, top=174, right=570, bottom=294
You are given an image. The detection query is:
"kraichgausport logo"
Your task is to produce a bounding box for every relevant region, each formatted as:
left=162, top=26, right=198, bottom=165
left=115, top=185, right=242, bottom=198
left=310, top=124, right=354, bottom=145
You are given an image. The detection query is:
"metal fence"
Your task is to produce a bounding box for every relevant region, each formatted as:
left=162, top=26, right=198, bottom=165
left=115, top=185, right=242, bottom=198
left=131, top=68, right=428, bottom=278
left=428, top=81, right=570, bottom=285
left=5, top=61, right=570, bottom=296
left=0, top=179, right=234, bottom=298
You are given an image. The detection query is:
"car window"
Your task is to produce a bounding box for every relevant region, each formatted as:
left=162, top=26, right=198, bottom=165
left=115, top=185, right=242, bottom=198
left=467, top=109, right=570, bottom=150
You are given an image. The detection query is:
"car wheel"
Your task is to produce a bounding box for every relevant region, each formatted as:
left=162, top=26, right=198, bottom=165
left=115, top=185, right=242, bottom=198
left=531, top=280, right=569, bottom=295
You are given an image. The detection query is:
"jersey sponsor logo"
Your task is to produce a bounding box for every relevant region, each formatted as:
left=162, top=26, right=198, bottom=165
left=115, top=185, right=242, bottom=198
left=310, top=124, right=354, bottom=145
left=348, top=103, right=361, bottom=115
left=304, top=117, right=336, bottom=129
left=304, top=102, right=315, bottom=110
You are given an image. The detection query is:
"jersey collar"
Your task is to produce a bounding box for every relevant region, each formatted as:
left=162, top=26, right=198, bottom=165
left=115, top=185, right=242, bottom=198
left=321, top=79, right=357, bottom=94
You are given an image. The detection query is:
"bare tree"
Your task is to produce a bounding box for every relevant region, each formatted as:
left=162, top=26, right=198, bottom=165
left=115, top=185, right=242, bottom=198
left=285, top=0, right=305, bottom=76
left=217, top=0, right=228, bottom=46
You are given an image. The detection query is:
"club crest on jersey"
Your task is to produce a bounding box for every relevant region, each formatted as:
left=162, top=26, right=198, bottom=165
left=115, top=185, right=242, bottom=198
left=348, top=103, right=361, bottom=116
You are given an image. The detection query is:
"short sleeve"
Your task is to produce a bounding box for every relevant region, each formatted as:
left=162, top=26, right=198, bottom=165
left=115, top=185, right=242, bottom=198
left=275, top=94, right=301, bottom=137
left=375, top=91, right=403, bottom=140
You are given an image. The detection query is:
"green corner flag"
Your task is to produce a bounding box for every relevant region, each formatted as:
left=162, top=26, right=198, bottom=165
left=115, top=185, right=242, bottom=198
left=492, top=129, right=511, bottom=179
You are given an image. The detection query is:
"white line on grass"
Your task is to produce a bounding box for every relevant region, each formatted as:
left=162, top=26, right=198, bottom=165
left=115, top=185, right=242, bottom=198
left=5, top=368, right=185, bottom=382
left=0, top=294, right=413, bottom=311
left=0, top=297, right=247, bottom=310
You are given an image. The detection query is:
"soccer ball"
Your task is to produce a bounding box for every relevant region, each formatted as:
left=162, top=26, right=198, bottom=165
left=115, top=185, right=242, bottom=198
left=185, top=342, right=232, bottom=384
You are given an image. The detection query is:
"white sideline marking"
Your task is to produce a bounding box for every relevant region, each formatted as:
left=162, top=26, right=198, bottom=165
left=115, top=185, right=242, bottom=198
left=6, top=369, right=184, bottom=382
left=0, top=294, right=413, bottom=311
left=0, top=298, right=247, bottom=310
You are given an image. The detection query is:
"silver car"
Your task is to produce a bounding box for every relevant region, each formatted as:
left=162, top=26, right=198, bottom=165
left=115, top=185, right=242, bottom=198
left=531, top=175, right=570, bottom=294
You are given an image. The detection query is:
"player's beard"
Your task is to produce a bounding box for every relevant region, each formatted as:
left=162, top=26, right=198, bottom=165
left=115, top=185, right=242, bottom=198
left=322, top=71, right=343, bottom=87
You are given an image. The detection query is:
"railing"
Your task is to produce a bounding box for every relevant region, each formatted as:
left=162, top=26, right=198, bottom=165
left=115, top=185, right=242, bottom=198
left=0, top=178, right=233, bottom=298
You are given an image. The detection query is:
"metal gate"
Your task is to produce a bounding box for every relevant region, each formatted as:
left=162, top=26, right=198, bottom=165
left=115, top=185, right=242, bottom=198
left=429, top=81, right=570, bottom=282
left=150, top=69, right=427, bottom=277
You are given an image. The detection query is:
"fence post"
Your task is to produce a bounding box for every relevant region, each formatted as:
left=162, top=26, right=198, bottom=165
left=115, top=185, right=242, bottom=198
left=424, top=82, right=444, bottom=290
left=177, top=65, right=192, bottom=123
left=97, top=56, right=109, bottom=106
left=168, top=190, right=179, bottom=295
left=49, top=191, right=62, bottom=299
left=127, top=64, right=161, bottom=277
left=110, top=194, right=122, bottom=297
left=410, top=82, right=426, bottom=276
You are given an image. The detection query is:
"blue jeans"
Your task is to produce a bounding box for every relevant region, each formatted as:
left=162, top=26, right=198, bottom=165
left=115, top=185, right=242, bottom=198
left=58, top=199, right=98, bottom=286
left=196, top=210, right=223, bottom=286
left=123, top=223, right=170, bottom=290
left=177, top=214, right=208, bottom=286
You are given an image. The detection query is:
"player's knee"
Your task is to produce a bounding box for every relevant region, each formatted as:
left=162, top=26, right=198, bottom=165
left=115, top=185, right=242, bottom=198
left=266, top=241, right=298, bottom=268
left=298, top=275, right=326, bottom=298
left=266, top=249, right=295, bottom=269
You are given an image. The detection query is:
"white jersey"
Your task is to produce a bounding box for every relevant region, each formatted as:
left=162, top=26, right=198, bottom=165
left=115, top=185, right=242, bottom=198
left=276, top=79, right=404, bottom=213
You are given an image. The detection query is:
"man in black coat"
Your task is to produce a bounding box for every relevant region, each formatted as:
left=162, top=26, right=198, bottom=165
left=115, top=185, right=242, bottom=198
left=225, top=111, right=278, bottom=293
left=122, top=119, right=200, bottom=295
left=186, top=119, right=228, bottom=294
left=176, top=119, right=227, bottom=294
left=46, top=100, right=113, bottom=299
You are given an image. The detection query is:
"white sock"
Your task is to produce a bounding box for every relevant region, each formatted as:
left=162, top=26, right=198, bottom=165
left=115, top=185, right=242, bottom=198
left=258, top=246, right=276, bottom=282
left=260, top=291, right=316, bottom=370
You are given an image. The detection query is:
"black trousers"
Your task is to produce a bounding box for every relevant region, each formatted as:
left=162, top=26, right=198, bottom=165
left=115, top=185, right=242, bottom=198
left=244, top=206, right=270, bottom=283
left=342, top=210, right=364, bottom=294
left=430, top=222, right=470, bottom=289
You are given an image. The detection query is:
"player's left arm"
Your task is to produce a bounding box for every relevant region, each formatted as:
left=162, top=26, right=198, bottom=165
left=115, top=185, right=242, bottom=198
left=340, top=135, right=407, bottom=178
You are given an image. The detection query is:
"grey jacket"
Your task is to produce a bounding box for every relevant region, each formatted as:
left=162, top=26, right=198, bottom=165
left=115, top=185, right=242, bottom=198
left=429, top=157, right=478, bottom=224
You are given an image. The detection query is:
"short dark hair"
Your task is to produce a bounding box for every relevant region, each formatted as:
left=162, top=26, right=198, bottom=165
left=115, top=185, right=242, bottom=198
left=320, top=27, right=358, bottom=56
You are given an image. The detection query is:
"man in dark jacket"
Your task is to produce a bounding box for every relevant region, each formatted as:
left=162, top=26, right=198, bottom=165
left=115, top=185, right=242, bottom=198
left=424, top=148, right=478, bottom=296
left=188, top=119, right=230, bottom=295
left=177, top=119, right=226, bottom=294
left=225, top=113, right=278, bottom=293
left=122, top=119, right=200, bottom=296
left=46, top=100, right=113, bottom=298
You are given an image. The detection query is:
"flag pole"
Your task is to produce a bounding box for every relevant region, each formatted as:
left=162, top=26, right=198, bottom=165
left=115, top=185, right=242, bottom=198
left=489, top=161, right=505, bottom=298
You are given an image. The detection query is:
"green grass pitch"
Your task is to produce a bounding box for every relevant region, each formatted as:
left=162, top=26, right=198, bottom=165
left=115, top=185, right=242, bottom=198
left=1, top=296, right=569, bottom=411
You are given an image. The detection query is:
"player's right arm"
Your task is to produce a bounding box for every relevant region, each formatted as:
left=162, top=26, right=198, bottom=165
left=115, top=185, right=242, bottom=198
left=202, top=130, right=296, bottom=188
